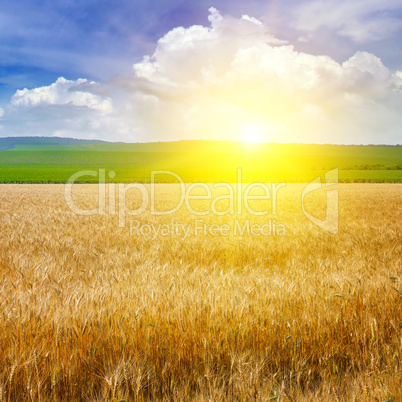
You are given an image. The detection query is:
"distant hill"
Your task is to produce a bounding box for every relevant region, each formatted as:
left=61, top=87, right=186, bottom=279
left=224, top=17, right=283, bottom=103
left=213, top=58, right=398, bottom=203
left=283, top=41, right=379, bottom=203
left=0, top=136, right=113, bottom=151
left=1, top=136, right=401, bottom=151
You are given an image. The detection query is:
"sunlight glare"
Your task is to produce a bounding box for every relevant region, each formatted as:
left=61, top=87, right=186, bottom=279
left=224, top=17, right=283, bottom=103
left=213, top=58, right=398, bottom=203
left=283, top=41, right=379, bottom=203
left=241, top=124, right=264, bottom=143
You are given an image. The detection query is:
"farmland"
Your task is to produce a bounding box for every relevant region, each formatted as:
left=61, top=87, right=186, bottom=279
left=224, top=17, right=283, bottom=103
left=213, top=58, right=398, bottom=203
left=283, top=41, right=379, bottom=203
left=0, top=138, right=401, bottom=183
left=0, top=183, right=400, bottom=400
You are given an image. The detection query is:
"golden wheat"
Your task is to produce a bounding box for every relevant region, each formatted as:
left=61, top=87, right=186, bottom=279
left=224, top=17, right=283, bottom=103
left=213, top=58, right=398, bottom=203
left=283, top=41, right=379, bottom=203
left=0, top=183, right=400, bottom=401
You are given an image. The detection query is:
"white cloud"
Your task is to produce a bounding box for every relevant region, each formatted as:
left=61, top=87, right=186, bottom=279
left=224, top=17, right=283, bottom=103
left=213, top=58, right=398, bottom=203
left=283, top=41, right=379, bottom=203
left=133, top=7, right=285, bottom=86
left=1, top=77, right=128, bottom=140
left=125, top=9, right=402, bottom=143
left=1, top=8, right=402, bottom=143
left=0, top=107, right=4, bottom=118
left=342, top=52, right=391, bottom=80
left=11, top=77, right=113, bottom=113
left=294, top=0, right=402, bottom=43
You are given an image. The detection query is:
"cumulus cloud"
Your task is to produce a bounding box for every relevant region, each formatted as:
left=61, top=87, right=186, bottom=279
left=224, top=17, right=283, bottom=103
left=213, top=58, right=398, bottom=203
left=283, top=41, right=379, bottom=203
left=1, top=78, right=128, bottom=140
left=11, top=77, right=113, bottom=113
left=133, top=7, right=285, bottom=85
left=1, top=8, right=401, bottom=143
left=342, top=52, right=391, bottom=80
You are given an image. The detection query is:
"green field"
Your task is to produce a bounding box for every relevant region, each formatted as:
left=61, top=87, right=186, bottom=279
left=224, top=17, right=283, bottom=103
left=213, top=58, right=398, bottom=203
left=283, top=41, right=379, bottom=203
left=0, top=138, right=401, bottom=183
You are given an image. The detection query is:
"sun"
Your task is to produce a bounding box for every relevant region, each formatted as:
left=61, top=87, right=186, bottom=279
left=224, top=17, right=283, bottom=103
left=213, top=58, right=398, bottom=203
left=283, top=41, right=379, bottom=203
left=241, top=124, right=264, bottom=143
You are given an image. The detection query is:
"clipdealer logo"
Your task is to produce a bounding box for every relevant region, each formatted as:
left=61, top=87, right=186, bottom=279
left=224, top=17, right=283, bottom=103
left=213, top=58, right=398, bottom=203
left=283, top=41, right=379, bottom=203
left=64, top=168, right=338, bottom=235
left=129, top=218, right=286, bottom=240
left=301, top=168, right=339, bottom=234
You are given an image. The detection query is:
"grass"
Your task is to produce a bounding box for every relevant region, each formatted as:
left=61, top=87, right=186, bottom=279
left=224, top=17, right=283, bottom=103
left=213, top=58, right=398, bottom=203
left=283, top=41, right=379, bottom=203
left=0, top=142, right=401, bottom=183
left=0, top=183, right=400, bottom=400
left=0, top=165, right=401, bottom=184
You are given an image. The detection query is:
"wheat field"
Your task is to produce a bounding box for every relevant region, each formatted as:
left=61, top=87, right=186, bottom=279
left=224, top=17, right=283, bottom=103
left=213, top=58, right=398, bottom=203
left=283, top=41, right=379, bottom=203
left=0, top=183, right=401, bottom=401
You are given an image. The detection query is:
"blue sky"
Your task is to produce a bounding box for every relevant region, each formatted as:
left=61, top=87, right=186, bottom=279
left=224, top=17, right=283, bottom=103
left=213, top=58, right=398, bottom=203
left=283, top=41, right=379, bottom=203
left=1, top=0, right=402, bottom=143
